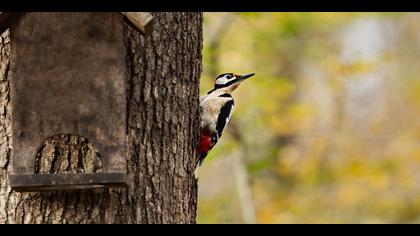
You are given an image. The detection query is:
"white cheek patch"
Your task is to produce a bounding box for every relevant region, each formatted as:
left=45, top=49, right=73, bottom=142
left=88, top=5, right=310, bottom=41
left=216, top=76, right=230, bottom=85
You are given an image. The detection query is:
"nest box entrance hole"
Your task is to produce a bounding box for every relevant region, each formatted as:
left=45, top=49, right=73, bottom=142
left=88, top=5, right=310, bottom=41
left=35, top=134, right=104, bottom=175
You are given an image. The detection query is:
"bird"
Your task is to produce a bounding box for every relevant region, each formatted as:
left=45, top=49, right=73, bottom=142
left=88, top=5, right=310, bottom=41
left=196, top=72, right=255, bottom=169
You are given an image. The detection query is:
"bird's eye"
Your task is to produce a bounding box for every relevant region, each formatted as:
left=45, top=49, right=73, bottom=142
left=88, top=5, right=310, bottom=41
left=226, top=75, right=233, bottom=79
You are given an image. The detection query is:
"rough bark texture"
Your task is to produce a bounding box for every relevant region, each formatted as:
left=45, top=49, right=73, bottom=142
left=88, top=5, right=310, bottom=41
left=0, top=12, right=202, bottom=224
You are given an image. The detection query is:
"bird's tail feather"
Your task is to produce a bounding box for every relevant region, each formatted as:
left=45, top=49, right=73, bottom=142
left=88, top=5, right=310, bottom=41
left=197, top=152, right=207, bottom=168
left=194, top=153, right=207, bottom=178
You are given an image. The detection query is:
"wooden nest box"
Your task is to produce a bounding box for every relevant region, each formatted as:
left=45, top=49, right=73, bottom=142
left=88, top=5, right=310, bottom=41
left=0, top=12, right=153, bottom=192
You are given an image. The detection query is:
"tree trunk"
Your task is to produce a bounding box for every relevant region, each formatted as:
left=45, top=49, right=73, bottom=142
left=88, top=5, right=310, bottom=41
left=0, top=12, right=203, bottom=224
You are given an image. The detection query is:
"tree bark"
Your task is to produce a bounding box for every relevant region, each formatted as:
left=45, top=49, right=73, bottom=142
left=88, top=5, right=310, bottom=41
left=0, top=12, right=202, bottom=224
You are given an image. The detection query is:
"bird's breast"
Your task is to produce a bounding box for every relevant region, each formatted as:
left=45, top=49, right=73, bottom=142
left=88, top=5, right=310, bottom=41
left=200, top=98, right=225, bottom=131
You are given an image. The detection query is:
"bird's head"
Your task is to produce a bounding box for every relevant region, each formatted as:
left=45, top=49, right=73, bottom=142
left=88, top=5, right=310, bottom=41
left=214, top=73, right=255, bottom=92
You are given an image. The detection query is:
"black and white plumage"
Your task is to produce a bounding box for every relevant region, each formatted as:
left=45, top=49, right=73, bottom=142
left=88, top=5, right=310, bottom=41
left=197, top=72, right=255, bottom=167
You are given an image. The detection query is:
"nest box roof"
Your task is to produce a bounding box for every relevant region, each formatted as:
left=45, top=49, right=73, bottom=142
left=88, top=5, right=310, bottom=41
left=0, top=12, right=153, bottom=35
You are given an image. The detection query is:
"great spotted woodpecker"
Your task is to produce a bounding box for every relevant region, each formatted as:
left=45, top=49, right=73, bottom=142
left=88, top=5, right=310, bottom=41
left=197, top=72, right=255, bottom=168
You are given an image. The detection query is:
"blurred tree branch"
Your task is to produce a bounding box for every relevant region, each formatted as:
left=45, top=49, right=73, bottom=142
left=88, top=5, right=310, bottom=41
left=207, top=13, right=235, bottom=77
left=205, top=12, right=257, bottom=224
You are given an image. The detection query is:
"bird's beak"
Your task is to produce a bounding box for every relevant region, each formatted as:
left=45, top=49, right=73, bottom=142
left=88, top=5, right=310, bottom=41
left=236, top=73, right=255, bottom=82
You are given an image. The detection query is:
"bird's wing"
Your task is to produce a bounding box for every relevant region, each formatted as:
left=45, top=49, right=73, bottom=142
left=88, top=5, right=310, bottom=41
left=215, top=98, right=234, bottom=140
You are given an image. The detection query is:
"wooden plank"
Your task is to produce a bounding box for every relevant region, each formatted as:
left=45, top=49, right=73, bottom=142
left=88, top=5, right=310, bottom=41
left=0, top=12, right=15, bottom=33
left=10, top=173, right=128, bottom=192
left=7, top=12, right=136, bottom=192
left=10, top=12, right=128, bottom=176
left=121, top=12, right=153, bottom=35
left=2, top=12, right=154, bottom=35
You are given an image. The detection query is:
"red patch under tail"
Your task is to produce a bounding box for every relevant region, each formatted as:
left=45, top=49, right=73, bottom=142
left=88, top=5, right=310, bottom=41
left=197, top=132, right=212, bottom=166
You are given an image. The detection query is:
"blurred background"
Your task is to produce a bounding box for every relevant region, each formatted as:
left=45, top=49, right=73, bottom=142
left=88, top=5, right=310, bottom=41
left=197, top=12, right=420, bottom=224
